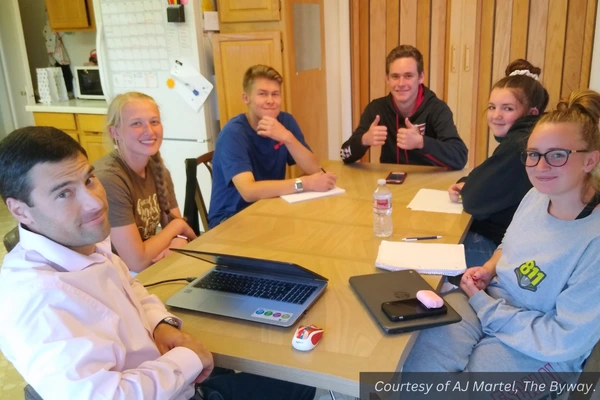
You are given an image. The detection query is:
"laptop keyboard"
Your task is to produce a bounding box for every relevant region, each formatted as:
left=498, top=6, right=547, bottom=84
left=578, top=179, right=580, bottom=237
left=193, top=271, right=318, bottom=304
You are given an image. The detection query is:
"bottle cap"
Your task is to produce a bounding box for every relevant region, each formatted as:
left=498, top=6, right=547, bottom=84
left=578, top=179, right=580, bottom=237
left=377, top=179, right=386, bottom=185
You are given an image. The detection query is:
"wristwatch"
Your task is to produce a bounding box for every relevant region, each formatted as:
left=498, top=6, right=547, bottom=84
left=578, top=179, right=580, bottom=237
left=294, top=178, right=304, bottom=193
left=158, top=317, right=181, bottom=330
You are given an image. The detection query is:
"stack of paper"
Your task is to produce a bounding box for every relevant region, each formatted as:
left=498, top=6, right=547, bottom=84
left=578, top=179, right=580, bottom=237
left=280, top=186, right=345, bottom=204
left=375, top=240, right=467, bottom=276
left=407, top=188, right=464, bottom=214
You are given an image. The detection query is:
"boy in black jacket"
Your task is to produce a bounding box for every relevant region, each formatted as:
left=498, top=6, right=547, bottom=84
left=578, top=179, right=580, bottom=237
left=341, top=45, right=468, bottom=170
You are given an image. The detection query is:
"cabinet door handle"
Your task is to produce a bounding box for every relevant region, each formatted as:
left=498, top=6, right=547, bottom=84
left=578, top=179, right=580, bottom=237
left=464, top=45, right=470, bottom=72
left=451, top=45, right=457, bottom=73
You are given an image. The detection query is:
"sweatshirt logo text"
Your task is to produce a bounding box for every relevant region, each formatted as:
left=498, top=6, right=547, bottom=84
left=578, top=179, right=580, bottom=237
left=514, top=260, right=546, bottom=292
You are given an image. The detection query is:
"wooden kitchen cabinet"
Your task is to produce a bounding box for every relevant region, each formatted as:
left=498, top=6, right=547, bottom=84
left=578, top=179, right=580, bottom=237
left=32, top=112, right=79, bottom=142
left=45, top=0, right=96, bottom=31
left=78, top=114, right=108, bottom=164
left=219, top=0, right=280, bottom=22
left=32, top=112, right=109, bottom=164
left=212, top=32, right=284, bottom=126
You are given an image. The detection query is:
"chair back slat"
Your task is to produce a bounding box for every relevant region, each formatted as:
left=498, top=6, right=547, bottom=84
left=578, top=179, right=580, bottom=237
left=184, top=151, right=214, bottom=234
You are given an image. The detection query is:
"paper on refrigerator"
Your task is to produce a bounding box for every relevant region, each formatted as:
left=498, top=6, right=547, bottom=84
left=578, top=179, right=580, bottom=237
left=170, top=58, right=213, bottom=112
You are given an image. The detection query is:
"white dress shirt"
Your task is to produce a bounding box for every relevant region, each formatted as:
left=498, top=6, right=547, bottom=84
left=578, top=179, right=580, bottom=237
left=0, top=226, right=203, bottom=399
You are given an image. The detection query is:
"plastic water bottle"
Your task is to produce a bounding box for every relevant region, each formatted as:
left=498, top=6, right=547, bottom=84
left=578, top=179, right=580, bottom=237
left=373, top=179, right=393, bottom=237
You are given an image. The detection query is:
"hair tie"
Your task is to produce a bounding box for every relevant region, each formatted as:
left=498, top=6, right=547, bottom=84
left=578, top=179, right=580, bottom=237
left=509, top=69, right=539, bottom=81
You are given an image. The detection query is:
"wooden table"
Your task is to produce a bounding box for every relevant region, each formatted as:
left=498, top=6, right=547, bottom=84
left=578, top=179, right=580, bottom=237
left=137, top=161, right=472, bottom=397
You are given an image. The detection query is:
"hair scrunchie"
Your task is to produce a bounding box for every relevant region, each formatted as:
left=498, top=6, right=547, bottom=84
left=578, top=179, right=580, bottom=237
left=509, top=69, right=540, bottom=81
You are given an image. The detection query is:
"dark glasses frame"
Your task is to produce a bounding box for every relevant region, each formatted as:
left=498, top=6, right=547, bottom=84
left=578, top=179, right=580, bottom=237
left=520, top=149, right=590, bottom=167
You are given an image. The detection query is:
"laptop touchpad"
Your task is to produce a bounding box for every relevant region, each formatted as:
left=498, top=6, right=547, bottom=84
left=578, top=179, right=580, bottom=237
left=199, top=295, right=245, bottom=311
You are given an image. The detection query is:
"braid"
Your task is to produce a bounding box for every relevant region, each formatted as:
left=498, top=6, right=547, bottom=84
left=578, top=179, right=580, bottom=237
left=149, top=151, right=172, bottom=219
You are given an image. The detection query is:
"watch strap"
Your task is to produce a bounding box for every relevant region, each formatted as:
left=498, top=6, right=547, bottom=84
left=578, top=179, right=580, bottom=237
left=158, top=316, right=181, bottom=329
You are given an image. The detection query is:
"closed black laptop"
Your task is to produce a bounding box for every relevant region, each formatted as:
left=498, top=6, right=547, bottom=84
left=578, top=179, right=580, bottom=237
left=349, top=269, right=461, bottom=334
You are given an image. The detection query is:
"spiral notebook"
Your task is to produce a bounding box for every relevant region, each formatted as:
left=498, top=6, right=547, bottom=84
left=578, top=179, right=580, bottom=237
left=375, top=240, right=467, bottom=276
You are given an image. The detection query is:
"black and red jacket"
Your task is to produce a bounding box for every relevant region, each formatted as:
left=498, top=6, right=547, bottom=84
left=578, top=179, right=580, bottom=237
left=340, top=85, right=468, bottom=170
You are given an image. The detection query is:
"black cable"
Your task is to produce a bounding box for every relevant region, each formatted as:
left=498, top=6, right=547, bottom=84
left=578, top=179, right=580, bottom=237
left=143, top=277, right=196, bottom=288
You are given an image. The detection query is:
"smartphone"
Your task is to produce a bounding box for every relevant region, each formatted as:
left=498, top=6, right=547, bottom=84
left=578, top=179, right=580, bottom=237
left=381, top=298, right=447, bottom=322
left=385, top=171, right=407, bottom=184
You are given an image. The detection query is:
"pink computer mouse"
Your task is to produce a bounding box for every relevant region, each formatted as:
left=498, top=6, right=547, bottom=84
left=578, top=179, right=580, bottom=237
left=292, top=324, right=323, bottom=351
left=416, top=290, right=444, bottom=309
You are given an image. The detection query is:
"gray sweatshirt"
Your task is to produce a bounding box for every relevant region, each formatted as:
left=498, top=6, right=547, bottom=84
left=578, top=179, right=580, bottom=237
left=469, top=188, right=600, bottom=367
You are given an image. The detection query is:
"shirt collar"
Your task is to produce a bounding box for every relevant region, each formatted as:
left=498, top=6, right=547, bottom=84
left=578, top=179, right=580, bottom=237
left=17, top=225, right=114, bottom=272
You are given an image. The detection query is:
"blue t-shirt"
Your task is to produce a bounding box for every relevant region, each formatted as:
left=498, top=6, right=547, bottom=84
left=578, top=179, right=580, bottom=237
left=208, top=112, right=311, bottom=228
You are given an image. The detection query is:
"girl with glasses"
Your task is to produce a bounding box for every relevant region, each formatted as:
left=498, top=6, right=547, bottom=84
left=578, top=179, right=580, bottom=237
left=404, top=90, right=600, bottom=374
left=448, top=59, right=549, bottom=269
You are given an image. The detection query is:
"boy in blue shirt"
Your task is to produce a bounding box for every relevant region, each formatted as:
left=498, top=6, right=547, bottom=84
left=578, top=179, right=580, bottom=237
left=209, top=65, right=336, bottom=228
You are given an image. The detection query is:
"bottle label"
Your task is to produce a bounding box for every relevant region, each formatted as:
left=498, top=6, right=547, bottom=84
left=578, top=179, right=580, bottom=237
left=373, top=198, right=391, bottom=210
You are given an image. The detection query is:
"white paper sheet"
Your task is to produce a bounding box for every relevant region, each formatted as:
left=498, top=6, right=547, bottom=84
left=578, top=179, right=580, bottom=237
left=170, top=58, right=213, bottom=113
left=407, top=188, right=464, bottom=214
left=280, top=186, right=345, bottom=204
left=375, top=240, right=467, bottom=276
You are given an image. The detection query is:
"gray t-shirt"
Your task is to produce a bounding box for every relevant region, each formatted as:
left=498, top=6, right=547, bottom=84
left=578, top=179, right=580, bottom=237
left=470, top=188, right=600, bottom=368
left=94, top=151, right=177, bottom=241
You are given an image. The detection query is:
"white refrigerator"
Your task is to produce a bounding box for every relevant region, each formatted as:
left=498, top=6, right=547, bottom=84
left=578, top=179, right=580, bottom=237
left=93, top=0, right=218, bottom=230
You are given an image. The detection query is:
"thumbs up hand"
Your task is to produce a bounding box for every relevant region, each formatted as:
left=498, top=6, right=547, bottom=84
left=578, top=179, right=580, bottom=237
left=361, top=115, right=388, bottom=147
left=397, top=117, right=424, bottom=150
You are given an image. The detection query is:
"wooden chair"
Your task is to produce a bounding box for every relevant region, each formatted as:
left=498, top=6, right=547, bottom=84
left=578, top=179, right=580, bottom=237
left=577, top=340, right=600, bottom=392
left=24, top=384, right=43, bottom=400
left=3, top=226, right=19, bottom=252
left=184, top=151, right=214, bottom=235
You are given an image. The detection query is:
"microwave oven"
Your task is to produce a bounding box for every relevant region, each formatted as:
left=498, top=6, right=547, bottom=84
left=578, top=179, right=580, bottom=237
left=74, top=66, right=104, bottom=100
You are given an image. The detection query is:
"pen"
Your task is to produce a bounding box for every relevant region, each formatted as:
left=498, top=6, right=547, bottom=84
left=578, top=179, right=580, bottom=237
left=320, top=167, right=327, bottom=173
left=402, top=235, right=442, bottom=242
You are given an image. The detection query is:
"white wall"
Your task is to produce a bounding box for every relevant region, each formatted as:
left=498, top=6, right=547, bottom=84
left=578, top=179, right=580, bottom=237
left=61, top=31, right=97, bottom=67
left=0, top=51, right=14, bottom=139
left=18, top=0, right=48, bottom=95
left=324, top=0, right=352, bottom=160
left=590, top=3, right=600, bottom=91
left=59, top=31, right=96, bottom=95
left=0, top=0, right=34, bottom=128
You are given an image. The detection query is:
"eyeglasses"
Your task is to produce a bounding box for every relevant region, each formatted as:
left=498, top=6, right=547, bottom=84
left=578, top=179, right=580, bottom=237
left=520, top=149, right=590, bottom=167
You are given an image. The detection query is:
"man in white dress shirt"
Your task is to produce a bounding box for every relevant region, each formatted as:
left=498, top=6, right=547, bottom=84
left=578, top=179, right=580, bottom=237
left=0, top=127, right=315, bottom=400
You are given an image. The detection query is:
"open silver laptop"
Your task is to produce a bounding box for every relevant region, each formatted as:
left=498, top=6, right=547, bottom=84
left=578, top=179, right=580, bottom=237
left=166, top=249, right=328, bottom=327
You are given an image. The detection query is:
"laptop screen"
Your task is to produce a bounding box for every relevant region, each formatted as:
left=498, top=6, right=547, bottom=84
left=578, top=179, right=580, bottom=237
left=170, top=249, right=328, bottom=281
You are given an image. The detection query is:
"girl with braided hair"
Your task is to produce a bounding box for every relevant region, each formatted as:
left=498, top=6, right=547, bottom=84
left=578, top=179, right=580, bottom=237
left=95, top=92, right=196, bottom=272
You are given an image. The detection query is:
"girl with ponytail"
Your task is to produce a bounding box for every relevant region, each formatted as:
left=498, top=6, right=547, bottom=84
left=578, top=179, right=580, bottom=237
left=448, top=59, right=549, bottom=268
left=95, top=92, right=196, bottom=272
left=405, top=90, right=600, bottom=373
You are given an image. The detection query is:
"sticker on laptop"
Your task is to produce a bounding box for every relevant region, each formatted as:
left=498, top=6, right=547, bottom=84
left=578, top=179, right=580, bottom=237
left=252, top=308, right=293, bottom=321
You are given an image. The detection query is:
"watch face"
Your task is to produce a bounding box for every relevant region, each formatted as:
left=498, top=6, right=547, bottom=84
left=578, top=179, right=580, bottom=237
left=295, top=179, right=303, bottom=191
left=163, top=317, right=180, bottom=329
